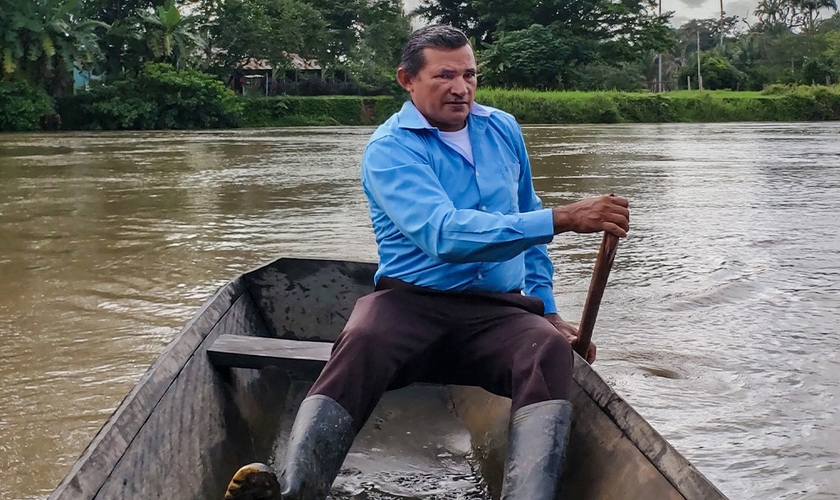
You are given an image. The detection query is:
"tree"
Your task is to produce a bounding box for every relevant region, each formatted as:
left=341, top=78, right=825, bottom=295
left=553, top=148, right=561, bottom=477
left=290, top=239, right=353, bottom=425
left=754, top=0, right=838, bottom=32
left=136, top=0, right=205, bottom=68
left=675, top=17, right=742, bottom=58
left=479, top=24, right=572, bottom=88
left=802, top=55, right=838, bottom=83
left=721, top=33, right=775, bottom=89
left=413, top=0, right=488, bottom=43
left=83, top=0, right=167, bottom=24
left=308, top=0, right=367, bottom=64
left=796, top=0, right=838, bottom=31
left=677, top=52, right=744, bottom=89
left=81, top=0, right=168, bottom=74
left=418, top=0, right=674, bottom=89
left=341, top=0, right=411, bottom=92
left=820, top=11, right=840, bottom=30
left=754, top=0, right=797, bottom=30
left=417, top=0, right=673, bottom=51
left=0, top=0, right=107, bottom=94
left=201, top=0, right=327, bottom=73
left=200, top=0, right=410, bottom=93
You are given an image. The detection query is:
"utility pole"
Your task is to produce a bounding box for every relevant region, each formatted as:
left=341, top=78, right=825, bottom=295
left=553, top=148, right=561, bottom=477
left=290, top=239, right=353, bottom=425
left=719, top=0, right=725, bottom=47
left=697, top=30, right=704, bottom=91
left=657, top=0, right=663, bottom=92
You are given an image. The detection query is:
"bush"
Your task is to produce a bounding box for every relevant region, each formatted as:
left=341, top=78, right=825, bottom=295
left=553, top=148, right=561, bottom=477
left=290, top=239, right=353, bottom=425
left=475, top=87, right=840, bottom=123
left=240, top=96, right=402, bottom=127
left=0, top=81, right=54, bottom=132
left=679, top=54, right=745, bottom=91
left=802, top=57, right=838, bottom=86
left=57, top=63, right=244, bottom=130
left=479, top=25, right=568, bottom=89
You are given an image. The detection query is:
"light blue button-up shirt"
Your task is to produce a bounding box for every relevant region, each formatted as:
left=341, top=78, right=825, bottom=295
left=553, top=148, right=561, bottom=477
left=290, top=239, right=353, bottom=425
left=361, top=100, right=557, bottom=314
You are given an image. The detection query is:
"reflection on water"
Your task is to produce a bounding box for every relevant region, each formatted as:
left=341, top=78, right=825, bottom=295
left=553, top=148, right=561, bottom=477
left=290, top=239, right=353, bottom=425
left=1, top=122, right=839, bottom=499
left=330, top=387, right=490, bottom=500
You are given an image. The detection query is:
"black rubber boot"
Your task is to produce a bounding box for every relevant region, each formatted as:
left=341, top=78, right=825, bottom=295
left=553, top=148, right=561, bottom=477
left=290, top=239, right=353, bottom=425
left=500, top=400, right=574, bottom=500
left=278, top=395, right=357, bottom=499
left=224, top=395, right=356, bottom=500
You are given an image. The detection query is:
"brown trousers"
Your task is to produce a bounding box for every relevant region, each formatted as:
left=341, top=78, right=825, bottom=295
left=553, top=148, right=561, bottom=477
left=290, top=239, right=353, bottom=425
left=309, top=277, right=574, bottom=431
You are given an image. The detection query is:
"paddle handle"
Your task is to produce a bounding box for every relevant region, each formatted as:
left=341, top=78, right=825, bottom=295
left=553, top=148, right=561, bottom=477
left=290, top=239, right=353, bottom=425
left=575, top=233, right=620, bottom=358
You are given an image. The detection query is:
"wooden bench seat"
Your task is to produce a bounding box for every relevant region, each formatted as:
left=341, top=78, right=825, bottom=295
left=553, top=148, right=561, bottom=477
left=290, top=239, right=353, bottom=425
left=207, top=335, right=332, bottom=372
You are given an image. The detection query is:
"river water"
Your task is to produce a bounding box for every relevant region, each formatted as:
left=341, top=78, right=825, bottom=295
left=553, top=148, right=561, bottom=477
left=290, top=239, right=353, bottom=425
left=1, top=122, right=839, bottom=499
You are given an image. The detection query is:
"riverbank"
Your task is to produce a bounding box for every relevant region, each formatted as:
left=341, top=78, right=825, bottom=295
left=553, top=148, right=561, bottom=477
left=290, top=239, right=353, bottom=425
left=3, top=82, right=839, bottom=132
left=476, top=86, right=840, bottom=123
left=230, top=86, right=840, bottom=127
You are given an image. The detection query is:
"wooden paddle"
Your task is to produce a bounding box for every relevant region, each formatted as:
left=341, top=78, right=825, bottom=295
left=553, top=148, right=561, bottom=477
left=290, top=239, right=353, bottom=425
left=574, top=232, right=620, bottom=359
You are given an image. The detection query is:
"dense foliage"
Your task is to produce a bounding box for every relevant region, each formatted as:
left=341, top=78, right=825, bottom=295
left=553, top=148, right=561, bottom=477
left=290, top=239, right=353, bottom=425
left=195, top=0, right=411, bottom=93
left=2, top=0, right=839, bottom=131
left=417, top=0, right=675, bottom=89
left=57, top=63, right=243, bottom=129
left=669, top=8, right=840, bottom=90
left=0, top=0, right=107, bottom=94
left=476, top=85, right=840, bottom=122
left=0, top=81, right=54, bottom=131
left=416, top=0, right=840, bottom=91
left=239, top=95, right=402, bottom=126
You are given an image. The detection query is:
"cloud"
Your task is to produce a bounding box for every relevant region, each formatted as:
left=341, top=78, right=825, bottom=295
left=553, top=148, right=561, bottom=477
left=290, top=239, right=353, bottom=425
left=727, top=0, right=758, bottom=21
left=670, top=14, right=694, bottom=26
left=675, top=0, right=708, bottom=8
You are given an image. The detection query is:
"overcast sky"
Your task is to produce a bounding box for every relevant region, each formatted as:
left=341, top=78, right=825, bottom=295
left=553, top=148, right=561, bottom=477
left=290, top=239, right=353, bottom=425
left=402, top=0, right=760, bottom=28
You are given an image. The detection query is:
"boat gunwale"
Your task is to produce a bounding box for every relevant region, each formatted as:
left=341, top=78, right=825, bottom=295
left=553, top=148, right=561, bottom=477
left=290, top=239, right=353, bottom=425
left=48, top=276, right=250, bottom=500
left=571, top=355, right=727, bottom=499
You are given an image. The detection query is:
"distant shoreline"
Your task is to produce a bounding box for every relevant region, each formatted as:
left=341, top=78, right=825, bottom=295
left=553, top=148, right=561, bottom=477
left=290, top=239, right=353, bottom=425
left=239, top=86, right=840, bottom=127
left=4, top=86, right=838, bottom=133
left=470, top=87, right=840, bottom=124
left=225, top=87, right=840, bottom=128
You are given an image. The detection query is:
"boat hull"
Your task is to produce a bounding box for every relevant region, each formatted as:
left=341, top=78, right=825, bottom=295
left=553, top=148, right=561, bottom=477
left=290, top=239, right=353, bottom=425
left=49, top=258, right=727, bottom=500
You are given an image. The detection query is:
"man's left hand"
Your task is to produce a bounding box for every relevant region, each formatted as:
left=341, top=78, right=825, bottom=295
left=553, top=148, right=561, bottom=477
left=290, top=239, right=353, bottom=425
left=544, top=313, right=597, bottom=364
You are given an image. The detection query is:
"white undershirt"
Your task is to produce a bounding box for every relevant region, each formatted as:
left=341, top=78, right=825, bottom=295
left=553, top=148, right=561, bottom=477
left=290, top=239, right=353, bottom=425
left=438, top=127, right=474, bottom=165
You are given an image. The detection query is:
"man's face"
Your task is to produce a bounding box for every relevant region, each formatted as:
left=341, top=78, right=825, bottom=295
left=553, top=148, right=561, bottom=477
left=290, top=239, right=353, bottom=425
left=398, top=45, right=477, bottom=132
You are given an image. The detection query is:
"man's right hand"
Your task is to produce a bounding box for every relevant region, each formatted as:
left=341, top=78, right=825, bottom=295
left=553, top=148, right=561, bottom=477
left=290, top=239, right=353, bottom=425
left=552, top=195, right=630, bottom=238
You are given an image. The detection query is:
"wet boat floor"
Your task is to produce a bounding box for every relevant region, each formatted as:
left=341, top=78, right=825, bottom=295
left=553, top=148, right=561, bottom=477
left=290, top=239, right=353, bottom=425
left=278, top=384, right=492, bottom=500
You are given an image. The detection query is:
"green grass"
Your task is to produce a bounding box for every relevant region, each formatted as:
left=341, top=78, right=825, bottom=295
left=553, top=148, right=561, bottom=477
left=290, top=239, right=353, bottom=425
left=51, top=84, right=840, bottom=132
left=474, top=85, right=840, bottom=123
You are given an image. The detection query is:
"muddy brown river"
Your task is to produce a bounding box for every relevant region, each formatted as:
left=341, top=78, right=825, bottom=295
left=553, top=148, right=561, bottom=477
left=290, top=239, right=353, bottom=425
left=1, top=122, right=839, bottom=499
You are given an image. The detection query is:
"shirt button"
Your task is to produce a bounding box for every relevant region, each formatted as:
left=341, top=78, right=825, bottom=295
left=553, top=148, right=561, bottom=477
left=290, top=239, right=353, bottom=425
left=476, top=172, right=480, bottom=177
left=481, top=206, right=487, bottom=211
left=477, top=273, right=483, bottom=279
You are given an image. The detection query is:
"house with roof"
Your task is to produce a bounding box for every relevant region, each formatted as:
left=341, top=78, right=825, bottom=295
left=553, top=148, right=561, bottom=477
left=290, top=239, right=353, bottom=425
left=233, top=52, right=322, bottom=96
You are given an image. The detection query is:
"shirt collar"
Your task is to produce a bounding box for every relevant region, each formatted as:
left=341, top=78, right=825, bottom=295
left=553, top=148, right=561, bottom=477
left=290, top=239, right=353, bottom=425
left=397, top=100, right=490, bottom=130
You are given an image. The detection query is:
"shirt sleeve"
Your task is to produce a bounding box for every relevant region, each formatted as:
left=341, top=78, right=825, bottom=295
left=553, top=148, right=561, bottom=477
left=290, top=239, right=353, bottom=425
left=512, top=123, right=558, bottom=315
left=361, top=134, right=554, bottom=264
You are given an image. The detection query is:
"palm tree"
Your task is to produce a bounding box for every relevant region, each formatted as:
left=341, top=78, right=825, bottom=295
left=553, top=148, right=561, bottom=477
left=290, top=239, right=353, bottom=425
left=755, top=0, right=782, bottom=23
left=136, top=0, right=205, bottom=68
left=795, top=0, right=838, bottom=31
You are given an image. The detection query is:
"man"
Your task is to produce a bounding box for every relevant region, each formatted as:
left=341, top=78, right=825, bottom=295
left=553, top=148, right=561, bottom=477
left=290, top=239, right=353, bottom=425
left=225, top=25, right=629, bottom=500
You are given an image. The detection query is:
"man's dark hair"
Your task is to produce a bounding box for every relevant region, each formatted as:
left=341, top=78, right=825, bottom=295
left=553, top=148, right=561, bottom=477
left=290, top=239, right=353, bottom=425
left=400, top=25, right=470, bottom=77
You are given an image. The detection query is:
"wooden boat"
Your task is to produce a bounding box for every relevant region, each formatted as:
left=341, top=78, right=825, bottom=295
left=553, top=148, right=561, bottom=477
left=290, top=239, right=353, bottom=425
left=49, top=257, right=728, bottom=500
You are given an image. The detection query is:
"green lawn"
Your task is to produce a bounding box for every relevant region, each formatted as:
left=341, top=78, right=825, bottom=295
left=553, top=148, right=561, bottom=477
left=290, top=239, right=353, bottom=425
left=472, top=86, right=839, bottom=123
